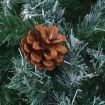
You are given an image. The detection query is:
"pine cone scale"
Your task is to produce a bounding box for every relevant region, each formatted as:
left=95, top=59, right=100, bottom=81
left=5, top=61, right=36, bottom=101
left=44, top=52, right=52, bottom=60
left=54, top=55, right=64, bottom=63
left=52, top=34, right=67, bottom=43
left=49, top=48, right=57, bottom=58
left=54, top=44, right=68, bottom=54
left=27, top=35, right=36, bottom=44
left=35, top=25, right=47, bottom=41
left=31, top=53, right=42, bottom=62
left=43, top=60, right=54, bottom=67
left=21, top=36, right=27, bottom=45
left=24, top=44, right=31, bottom=53
left=32, top=42, right=42, bottom=50
left=48, top=26, right=58, bottom=40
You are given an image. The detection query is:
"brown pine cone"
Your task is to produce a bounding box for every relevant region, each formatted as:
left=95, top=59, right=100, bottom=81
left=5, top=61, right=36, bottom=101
left=21, top=25, right=68, bottom=70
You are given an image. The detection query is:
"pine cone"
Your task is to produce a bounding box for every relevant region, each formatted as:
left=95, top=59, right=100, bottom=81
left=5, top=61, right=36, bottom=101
left=21, top=25, right=68, bottom=70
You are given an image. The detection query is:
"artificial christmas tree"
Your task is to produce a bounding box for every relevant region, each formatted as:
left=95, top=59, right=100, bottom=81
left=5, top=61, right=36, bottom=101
left=0, top=0, right=105, bottom=105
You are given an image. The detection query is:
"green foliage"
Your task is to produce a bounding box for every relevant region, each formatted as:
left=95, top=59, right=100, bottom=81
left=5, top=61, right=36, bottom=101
left=0, top=0, right=105, bottom=105
left=0, top=0, right=65, bottom=105
left=0, top=87, right=26, bottom=105
left=0, top=11, right=33, bottom=46
left=0, top=0, right=64, bottom=46
left=0, top=1, right=3, bottom=12
left=59, top=0, right=97, bottom=24
left=8, top=57, right=53, bottom=105
left=59, top=0, right=105, bottom=50
left=0, top=46, right=27, bottom=105
left=77, top=0, right=105, bottom=50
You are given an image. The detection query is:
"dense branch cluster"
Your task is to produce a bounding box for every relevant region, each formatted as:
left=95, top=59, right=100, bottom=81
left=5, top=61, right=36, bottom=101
left=0, top=0, right=105, bottom=105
